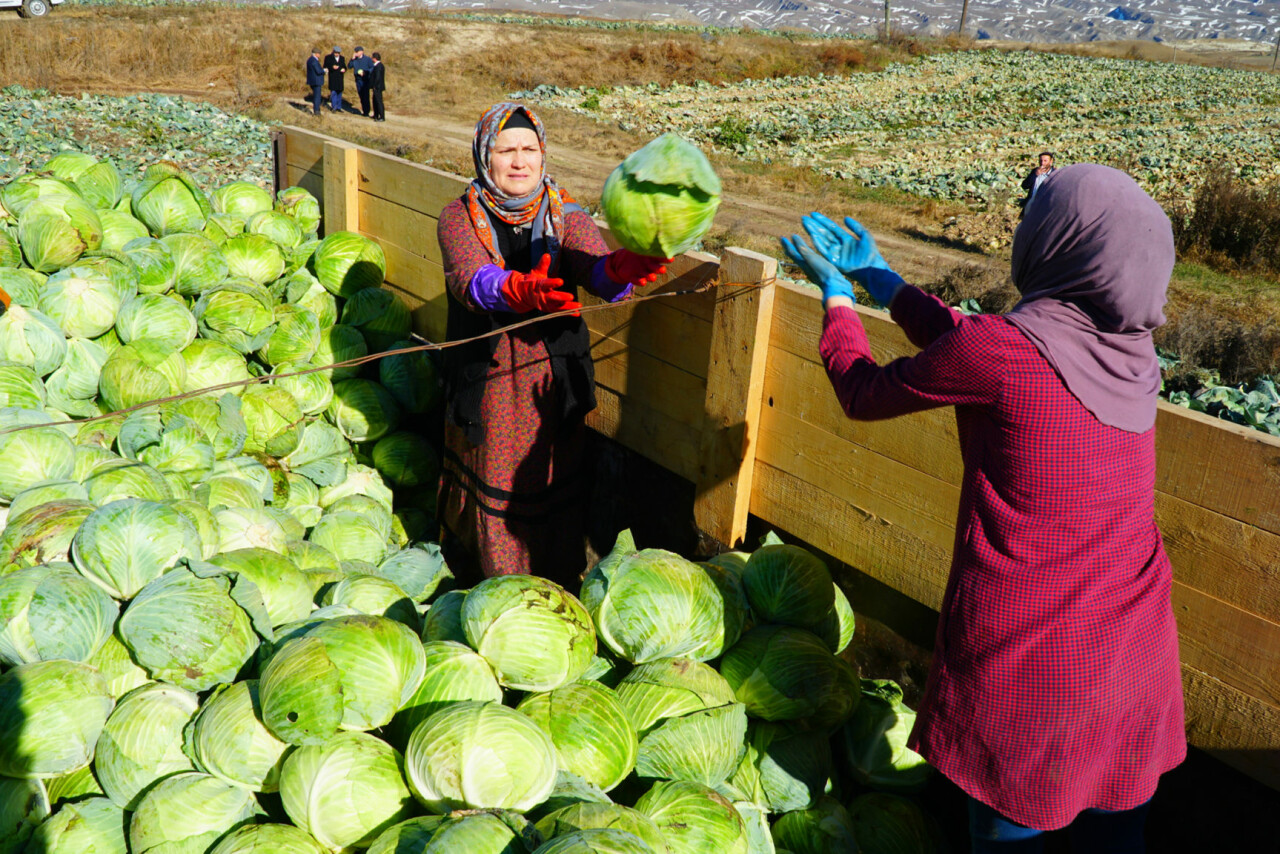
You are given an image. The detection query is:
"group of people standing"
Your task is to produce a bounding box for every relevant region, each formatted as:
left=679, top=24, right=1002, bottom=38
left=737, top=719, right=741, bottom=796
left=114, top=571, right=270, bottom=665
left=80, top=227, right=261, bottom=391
left=305, top=46, right=386, bottom=121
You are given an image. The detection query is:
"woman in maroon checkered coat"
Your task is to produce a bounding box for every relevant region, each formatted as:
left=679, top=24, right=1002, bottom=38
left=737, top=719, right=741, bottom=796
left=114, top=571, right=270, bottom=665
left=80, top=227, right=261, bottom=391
left=783, top=165, right=1186, bottom=851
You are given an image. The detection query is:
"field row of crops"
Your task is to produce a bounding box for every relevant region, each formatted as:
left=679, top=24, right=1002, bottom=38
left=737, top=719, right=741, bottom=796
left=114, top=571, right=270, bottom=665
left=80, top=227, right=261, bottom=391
left=522, top=50, right=1280, bottom=207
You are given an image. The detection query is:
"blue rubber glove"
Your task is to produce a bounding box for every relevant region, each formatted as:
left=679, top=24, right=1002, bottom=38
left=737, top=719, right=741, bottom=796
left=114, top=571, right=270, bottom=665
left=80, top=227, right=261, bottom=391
left=780, top=233, right=855, bottom=303
left=802, top=212, right=905, bottom=307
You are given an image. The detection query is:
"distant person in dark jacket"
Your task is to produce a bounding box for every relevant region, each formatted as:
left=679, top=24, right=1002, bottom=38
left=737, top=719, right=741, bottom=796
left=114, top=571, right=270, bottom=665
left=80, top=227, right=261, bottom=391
left=305, top=48, right=324, bottom=116
left=1020, top=152, right=1056, bottom=214
left=322, top=46, right=347, bottom=113
left=370, top=53, right=386, bottom=122
left=349, top=46, right=374, bottom=117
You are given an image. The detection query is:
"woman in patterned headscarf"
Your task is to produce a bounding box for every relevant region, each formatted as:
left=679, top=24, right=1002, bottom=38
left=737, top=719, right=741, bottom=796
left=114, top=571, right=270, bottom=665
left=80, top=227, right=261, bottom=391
left=437, top=102, right=669, bottom=587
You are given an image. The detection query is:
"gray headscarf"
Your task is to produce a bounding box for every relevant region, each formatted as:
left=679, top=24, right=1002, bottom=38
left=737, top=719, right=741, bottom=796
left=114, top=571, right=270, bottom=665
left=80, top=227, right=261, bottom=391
left=1006, top=164, right=1173, bottom=433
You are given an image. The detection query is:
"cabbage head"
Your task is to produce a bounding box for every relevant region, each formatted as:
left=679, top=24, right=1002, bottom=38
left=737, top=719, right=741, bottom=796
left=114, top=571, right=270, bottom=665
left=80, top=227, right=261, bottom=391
left=422, top=589, right=467, bottom=644
left=0, top=412, right=76, bottom=500
left=581, top=534, right=728, bottom=665
left=87, top=633, right=151, bottom=701
left=259, top=613, right=426, bottom=745
left=70, top=498, right=202, bottom=599
left=194, top=280, right=278, bottom=354
left=94, top=682, right=199, bottom=809
left=186, top=680, right=289, bottom=792
left=770, top=796, right=858, bottom=854
left=389, top=640, right=503, bottom=745
left=127, top=772, right=257, bottom=854
left=518, top=681, right=638, bottom=793
left=535, top=803, right=670, bottom=854
left=99, top=208, right=149, bottom=252
left=98, top=339, right=187, bottom=413
left=118, top=559, right=271, bottom=691
left=114, top=408, right=216, bottom=487
left=0, top=305, right=68, bottom=377
left=379, top=339, right=442, bottom=414
left=116, top=293, right=198, bottom=351
left=327, top=378, right=401, bottom=443
left=247, top=210, right=303, bottom=249
left=0, top=499, right=95, bottom=573
left=203, top=212, right=245, bottom=246
left=724, top=722, right=831, bottom=813
left=29, top=797, right=127, bottom=854
left=314, top=323, right=368, bottom=380
left=463, top=574, right=597, bottom=692
left=535, top=829, right=657, bottom=854
left=209, top=823, right=330, bottom=854
left=846, top=792, right=939, bottom=854
left=162, top=232, right=228, bottom=296
left=719, top=626, right=860, bottom=730
left=0, top=659, right=113, bottom=778
left=181, top=338, right=253, bottom=396
left=311, top=231, right=386, bottom=297
left=279, top=731, right=417, bottom=851
left=600, top=134, right=721, bottom=258
left=1, top=174, right=80, bottom=218
left=368, top=813, right=541, bottom=854
left=224, top=232, right=285, bottom=285
left=215, top=505, right=290, bottom=553
left=17, top=196, right=103, bottom=272
left=340, top=287, right=411, bottom=351
left=122, top=235, right=177, bottom=294
left=240, top=383, right=304, bottom=456
left=0, top=363, right=44, bottom=410
left=284, top=268, right=338, bottom=326
left=0, top=564, right=118, bottom=666
left=371, top=430, right=439, bottom=488
left=45, top=338, right=109, bottom=415
left=43, top=151, right=123, bottom=209
left=211, top=181, right=273, bottom=219
left=405, top=700, right=558, bottom=813
left=207, top=547, right=314, bottom=628
left=259, top=304, right=321, bottom=366
left=376, top=543, right=453, bottom=603
left=742, top=544, right=835, bottom=631
left=837, top=679, right=931, bottom=794
left=39, top=264, right=128, bottom=338
left=131, top=162, right=212, bottom=237
left=276, top=186, right=322, bottom=235
left=614, top=657, right=747, bottom=787
left=633, top=780, right=746, bottom=854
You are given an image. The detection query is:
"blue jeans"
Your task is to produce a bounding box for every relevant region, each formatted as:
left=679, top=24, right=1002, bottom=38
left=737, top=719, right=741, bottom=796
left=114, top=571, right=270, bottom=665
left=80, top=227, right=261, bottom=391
left=310, top=85, right=322, bottom=114
left=970, top=797, right=1152, bottom=854
left=329, top=90, right=343, bottom=112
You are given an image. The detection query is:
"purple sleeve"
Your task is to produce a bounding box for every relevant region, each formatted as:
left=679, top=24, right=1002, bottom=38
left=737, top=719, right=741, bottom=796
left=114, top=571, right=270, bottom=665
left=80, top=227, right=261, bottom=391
left=890, top=285, right=965, bottom=350
left=589, top=257, right=634, bottom=303
left=819, top=305, right=1004, bottom=421
left=467, top=263, right=512, bottom=313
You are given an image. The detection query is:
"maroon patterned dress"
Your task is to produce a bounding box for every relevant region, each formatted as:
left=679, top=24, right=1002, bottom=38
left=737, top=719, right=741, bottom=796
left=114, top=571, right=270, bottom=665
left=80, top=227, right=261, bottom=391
left=820, top=289, right=1186, bottom=830
left=436, top=197, right=609, bottom=587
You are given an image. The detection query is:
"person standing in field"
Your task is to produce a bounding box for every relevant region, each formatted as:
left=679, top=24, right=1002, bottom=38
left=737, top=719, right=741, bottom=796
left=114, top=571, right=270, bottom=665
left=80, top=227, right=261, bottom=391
left=435, top=103, right=669, bottom=587
left=322, top=46, right=346, bottom=113
left=782, top=164, right=1185, bottom=853
left=349, top=46, right=374, bottom=118
left=369, top=52, right=386, bottom=122
left=305, top=48, right=324, bottom=116
left=1020, top=151, right=1056, bottom=213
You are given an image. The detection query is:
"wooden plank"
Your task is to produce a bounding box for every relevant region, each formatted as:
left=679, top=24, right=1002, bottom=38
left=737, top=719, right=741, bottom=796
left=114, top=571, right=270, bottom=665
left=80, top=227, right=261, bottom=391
left=585, top=300, right=713, bottom=381
left=1157, top=492, right=1280, bottom=625
left=757, top=408, right=961, bottom=555
left=750, top=459, right=953, bottom=610
left=592, top=346, right=708, bottom=432
left=1173, top=582, right=1280, bottom=708
left=284, top=127, right=325, bottom=172
left=694, top=248, right=778, bottom=547
left=322, top=141, right=359, bottom=235
left=285, top=165, right=324, bottom=206
left=594, top=249, right=718, bottom=325
left=763, top=346, right=964, bottom=484
left=271, top=130, right=288, bottom=197
left=587, top=385, right=702, bottom=484
left=358, top=192, right=443, bottom=266
left=1182, top=664, right=1280, bottom=790
left=1154, top=404, right=1280, bottom=536
left=356, top=150, right=468, bottom=218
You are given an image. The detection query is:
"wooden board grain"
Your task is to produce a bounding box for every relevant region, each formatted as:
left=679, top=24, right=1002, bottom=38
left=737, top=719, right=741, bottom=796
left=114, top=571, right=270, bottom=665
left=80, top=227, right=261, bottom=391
left=285, top=165, right=324, bottom=212
left=356, top=149, right=468, bottom=218
left=585, top=299, right=713, bottom=381
left=1181, top=665, right=1280, bottom=790
left=588, top=385, right=702, bottom=484
left=368, top=237, right=447, bottom=341
left=1173, top=583, right=1280, bottom=708
left=357, top=192, right=443, bottom=266
left=592, top=345, right=708, bottom=433
left=322, top=141, right=359, bottom=235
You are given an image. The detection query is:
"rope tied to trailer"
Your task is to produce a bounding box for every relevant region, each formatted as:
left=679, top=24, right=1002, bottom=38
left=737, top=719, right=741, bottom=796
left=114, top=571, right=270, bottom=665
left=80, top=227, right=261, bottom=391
left=0, top=271, right=778, bottom=438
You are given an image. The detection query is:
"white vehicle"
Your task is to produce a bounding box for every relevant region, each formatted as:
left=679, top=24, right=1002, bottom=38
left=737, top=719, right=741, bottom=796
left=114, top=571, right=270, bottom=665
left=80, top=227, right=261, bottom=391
left=3, top=0, right=60, bottom=17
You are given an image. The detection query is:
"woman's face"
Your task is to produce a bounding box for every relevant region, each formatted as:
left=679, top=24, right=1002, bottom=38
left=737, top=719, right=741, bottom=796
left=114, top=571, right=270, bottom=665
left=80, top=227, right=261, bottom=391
left=490, top=127, right=543, bottom=197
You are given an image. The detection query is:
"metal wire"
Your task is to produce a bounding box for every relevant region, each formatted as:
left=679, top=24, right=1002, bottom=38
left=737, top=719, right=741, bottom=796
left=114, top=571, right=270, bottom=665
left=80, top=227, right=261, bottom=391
left=0, top=273, right=775, bottom=438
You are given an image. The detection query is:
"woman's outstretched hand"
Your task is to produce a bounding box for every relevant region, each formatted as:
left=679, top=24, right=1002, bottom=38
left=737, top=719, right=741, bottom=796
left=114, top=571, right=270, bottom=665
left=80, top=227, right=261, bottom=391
left=780, top=233, right=855, bottom=304
left=801, top=212, right=905, bottom=307
left=502, top=254, right=581, bottom=315
left=605, top=249, right=671, bottom=288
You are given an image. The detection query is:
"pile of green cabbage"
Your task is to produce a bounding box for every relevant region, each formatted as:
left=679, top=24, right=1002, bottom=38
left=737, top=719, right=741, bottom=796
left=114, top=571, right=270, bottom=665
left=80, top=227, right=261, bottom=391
left=0, top=152, right=936, bottom=854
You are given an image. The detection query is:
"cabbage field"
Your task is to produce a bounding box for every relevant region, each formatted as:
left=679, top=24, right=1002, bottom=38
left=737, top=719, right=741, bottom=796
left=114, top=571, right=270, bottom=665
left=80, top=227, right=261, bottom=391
left=522, top=50, right=1280, bottom=207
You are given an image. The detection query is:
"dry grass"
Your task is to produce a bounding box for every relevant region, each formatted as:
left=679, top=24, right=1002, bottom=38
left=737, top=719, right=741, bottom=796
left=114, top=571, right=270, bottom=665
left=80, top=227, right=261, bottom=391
left=1169, top=169, right=1280, bottom=277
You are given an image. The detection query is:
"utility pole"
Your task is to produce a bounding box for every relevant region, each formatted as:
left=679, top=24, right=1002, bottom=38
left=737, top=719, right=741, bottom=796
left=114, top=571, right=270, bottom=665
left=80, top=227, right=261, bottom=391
left=1272, top=28, right=1279, bottom=71
left=884, top=0, right=891, bottom=38
left=959, top=0, right=970, bottom=36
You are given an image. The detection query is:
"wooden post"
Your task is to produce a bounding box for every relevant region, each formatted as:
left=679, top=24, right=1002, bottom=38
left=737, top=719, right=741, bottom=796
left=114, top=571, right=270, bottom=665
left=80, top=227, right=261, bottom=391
left=693, top=248, right=778, bottom=548
left=958, top=0, right=969, bottom=35
left=883, top=1, right=891, bottom=38
left=1272, top=30, right=1279, bottom=71
left=322, top=140, right=360, bottom=237
left=270, top=130, right=289, bottom=198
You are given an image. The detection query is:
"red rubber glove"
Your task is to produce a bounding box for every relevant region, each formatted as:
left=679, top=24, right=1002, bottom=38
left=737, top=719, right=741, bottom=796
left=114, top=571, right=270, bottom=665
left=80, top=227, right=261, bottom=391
left=604, top=249, right=671, bottom=288
left=501, top=254, right=581, bottom=315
